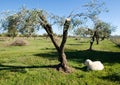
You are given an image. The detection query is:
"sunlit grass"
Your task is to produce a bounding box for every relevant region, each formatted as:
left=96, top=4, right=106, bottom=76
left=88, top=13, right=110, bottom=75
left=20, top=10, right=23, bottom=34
left=0, top=37, right=120, bottom=85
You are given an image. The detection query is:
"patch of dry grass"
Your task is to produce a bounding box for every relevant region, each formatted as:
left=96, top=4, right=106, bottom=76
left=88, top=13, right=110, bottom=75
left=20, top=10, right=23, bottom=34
left=9, top=38, right=28, bottom=46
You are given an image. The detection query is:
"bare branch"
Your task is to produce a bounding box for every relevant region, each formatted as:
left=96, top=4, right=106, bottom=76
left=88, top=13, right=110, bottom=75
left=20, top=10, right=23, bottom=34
left=60, top=18, right=71, bottom=50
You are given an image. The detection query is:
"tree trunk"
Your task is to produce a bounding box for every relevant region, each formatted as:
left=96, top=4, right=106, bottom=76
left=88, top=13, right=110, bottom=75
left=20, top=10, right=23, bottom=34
left=89, top=36, right=94, bottom=50
left=57, top=51, right=70, bottom=72
left=96, top=36, right=99, bottom=44
left=89, top=29, right=99, bottom=50
left=39, top=16, right=72, bottom=72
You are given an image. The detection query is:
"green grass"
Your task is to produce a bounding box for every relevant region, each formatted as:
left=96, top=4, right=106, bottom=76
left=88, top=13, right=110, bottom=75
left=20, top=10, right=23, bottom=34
left=0, top=37, right=120, bottom=85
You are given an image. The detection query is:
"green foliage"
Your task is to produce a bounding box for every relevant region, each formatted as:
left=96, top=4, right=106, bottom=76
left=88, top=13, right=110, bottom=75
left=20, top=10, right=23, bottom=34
left=2, top=15, right=18, bottom=37
left=72, top=0, right=111, bottom=40
left=1, top=7, right=43, bottom=38
left=95, top=21, right=115, bottom=39
left=74, top=0, right=108, bottom=25
left=73, top=27, right=89, bottom=37
left=0, top=37, right=120, bottom=85
left=83, top=0, right=107, bottom=16
left=16, top=7, right=41, bottom=36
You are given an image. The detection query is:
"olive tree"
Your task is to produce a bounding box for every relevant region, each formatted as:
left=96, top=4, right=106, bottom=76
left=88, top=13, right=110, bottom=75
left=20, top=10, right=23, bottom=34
left=1, top=14, right=19, bottom=38
left=73, top=0, right=109, bottom=50
left=17, top=7, right=40, bottom=38
left=37, top=10, right=72, bottom=72
left=98, top=22, right=115, bottom=40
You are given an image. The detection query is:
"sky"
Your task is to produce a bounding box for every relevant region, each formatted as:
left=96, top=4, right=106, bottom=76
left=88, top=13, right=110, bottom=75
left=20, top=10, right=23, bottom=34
left=0, top=0, right=120, bottom=35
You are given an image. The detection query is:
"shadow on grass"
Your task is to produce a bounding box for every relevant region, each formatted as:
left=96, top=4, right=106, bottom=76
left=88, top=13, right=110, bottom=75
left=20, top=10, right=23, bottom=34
left=66, top=50, right=120, bottom=63
left=116, top=44, right=120, bottom=48
left=40, top=47, right=56, bottom=50
left=67, top=43, right=83, bottom=46
left=34, top=49, right=120, bottom=64
left=99, top=73, right=120, bottom=82
left=73, top=66, right=88, bottom=72
left=0, top=64, right=57, bottom=73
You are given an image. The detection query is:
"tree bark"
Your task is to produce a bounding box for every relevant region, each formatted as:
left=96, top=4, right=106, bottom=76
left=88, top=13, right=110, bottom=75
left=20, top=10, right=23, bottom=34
left=57, top=51, right=70, bottom=72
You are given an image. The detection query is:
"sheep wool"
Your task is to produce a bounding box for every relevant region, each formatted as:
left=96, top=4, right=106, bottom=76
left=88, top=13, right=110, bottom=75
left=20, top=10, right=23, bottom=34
left=85, top=59, right=104, bottom=71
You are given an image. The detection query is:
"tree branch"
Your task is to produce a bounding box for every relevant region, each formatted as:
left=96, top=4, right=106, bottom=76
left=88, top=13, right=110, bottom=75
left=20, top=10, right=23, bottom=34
left=39, top=17, right=60, bottom=52
left=60, top=18, right=71, bottom=50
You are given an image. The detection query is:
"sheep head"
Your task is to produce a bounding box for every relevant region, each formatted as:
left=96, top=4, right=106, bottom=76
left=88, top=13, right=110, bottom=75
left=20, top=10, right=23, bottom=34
left=84, top=59, right=92, bottom=66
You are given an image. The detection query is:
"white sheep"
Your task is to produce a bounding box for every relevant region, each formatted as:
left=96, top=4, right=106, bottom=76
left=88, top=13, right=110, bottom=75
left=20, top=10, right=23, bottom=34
left=84, top=59, right=104, bottom=71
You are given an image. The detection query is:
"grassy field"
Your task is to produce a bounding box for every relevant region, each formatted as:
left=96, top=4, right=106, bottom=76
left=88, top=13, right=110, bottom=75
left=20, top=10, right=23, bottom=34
left=0, top=37, right=120, bottom=85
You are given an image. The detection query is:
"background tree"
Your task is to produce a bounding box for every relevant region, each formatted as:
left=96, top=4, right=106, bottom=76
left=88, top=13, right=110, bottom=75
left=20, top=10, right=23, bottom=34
left=73, top=27, right=90, bottom=38
left=89, top=21, right=116, bottom=49
left=1, top=7, right=40, bottom=38
left=2, top=14, right=19, bottom=38
left=17, top=7, right=40, bottom=38
left=72, top=0, right=109, bottom=50
left=98, top=22, right=115, bottom=40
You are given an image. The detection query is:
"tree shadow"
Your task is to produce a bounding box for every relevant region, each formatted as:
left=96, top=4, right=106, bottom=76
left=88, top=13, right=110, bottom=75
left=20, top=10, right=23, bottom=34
left=73, top=66, right=88, bottom=72
left=40, top=47, right=56, bottom=50
left=67, top=43, right=83, bottom=46
left=99, top=73, right=120, bottom=82
left=34, top=52, right=58, bottom=60
left=66, top=49, right=120, bottom=63
left=116, top=44, right=120, bottom=48
left=0, top=64, right=57, bottom=73
left=34, top=49, right=120, bottom=64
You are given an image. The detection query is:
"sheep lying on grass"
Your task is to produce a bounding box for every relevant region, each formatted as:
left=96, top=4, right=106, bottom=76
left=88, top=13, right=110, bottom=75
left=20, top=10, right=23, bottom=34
left=84, top=59, right=104, bottom=71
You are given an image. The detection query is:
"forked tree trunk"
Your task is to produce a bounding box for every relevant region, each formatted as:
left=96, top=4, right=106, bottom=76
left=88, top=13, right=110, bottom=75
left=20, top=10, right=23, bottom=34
left=39, top=16, right=71, bottom=72
left=57, top=18, right=71, bottom=72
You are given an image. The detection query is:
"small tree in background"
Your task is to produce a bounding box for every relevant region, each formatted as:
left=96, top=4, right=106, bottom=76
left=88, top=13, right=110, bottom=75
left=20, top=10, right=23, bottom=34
left=2, top=15, right=18, bottom=38
left=1, top=7, right=40, bottom=38
left=72, top=0, right=111, bottom=50
left=89, top=21, right=116, bottom=50
left=98, top=22, right=115, bottom=40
